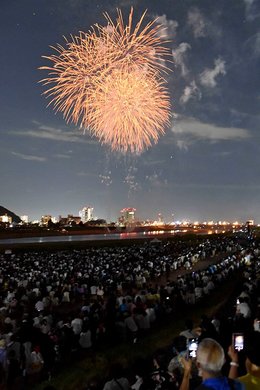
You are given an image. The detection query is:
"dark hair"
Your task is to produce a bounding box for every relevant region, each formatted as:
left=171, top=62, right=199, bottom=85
left=172, top=336, right=187, bottom=353
left=185, top=319, right=194, bottom=330
left=109, top=363, right=125, bottom=379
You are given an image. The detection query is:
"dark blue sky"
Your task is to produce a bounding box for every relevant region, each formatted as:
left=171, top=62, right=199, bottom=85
left=0, top=0, right=259, bottom=223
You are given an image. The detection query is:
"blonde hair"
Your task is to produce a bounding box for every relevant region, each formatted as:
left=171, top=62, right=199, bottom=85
left=197, top=338, right=225, bottom=374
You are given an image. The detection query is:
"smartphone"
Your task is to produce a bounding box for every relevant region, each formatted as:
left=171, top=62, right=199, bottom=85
left=188, top=338, right=199, bottom=358
left=232, top=333, right=244, bottom=351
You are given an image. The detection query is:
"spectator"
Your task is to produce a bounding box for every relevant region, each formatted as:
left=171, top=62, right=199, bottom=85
left=179, top=319, right=199, bottom=340
left=124, top=312, right=138, bottom=343
left=168, top=335, right=188, bottom=385
left=103, top=363, right=130, bottom=390
left=0, top=234, right=257, bottom=387
left=6, top=349, right=22, bottom=388
left=236, top=297, right=251, bottom=319
left=149, top=350, right=177, bottom=390
left=180, top=338, right=243, bottom=390
left=228, top=331, right=260, bottom=389
left=79, top=324, right=92, bottom=349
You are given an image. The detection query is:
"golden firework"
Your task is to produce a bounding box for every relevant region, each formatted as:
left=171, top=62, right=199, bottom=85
left=88, top=68, right=171, bottom=153
left=40, top=8, right=172, bottom=153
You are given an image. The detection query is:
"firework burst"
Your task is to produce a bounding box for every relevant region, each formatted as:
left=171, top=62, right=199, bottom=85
left=40, top=8, right=172, bottom=153
left=89, top=68, right=170, bottom=153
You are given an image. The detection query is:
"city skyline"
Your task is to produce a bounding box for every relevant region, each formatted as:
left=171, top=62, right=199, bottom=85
left=0, top=1, right=259, bottom=223
left=0, top=203, right=255, bottom=226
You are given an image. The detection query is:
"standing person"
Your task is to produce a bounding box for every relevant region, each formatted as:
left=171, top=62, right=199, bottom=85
left=6, top=350, right=22, bottom=389
left=180, top=338, right=243, bottom=390
left=124, top=312, right=138, bottom=343
left=179, top=319, right=199, bottom=340
left=103, top=363, right=130, bottom=390
left=228, top=331, right=260, bottom=390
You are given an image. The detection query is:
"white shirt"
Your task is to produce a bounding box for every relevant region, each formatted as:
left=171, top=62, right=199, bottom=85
left=71, top=318, right=83, bottom=335
left=237, top=302, right=251, bottom=318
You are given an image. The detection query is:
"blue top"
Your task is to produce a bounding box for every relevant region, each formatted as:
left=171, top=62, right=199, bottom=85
left=202, top=376, right=245, bottom=390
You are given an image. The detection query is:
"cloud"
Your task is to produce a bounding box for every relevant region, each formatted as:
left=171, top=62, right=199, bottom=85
left=187, top=7, right=206, bottom=38
left=171, top=182, right=260, bottom=191
left=180, top=80, right=201, bottom=104
left=253, top=32, right=260, bottom=55
left=143, top=159, right=165, bottom=167
left=244, top=0, right=255, bottom=7
left=176, top=140, right=189, bottom=151
left=76, top=171, right=97, bottom=178
left=172, top=42, right=191, bottom=77
left=53, top=154, right=71, bottom=159
left=244, top=32, right=260, bottom=57
left=11, top=151, right=46, bottom=162
left=243, top=0, right=260, bottom=21
left=155, top=14, right=178, bottom=38
left=172, top=117, right=250, bottom=148
left=10, top=123, right=97, bottom=145
left=199, top=58, right=226, bottom=88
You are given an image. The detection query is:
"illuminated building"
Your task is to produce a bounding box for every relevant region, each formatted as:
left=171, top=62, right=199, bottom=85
left=67, top=215, right=81, bottom=224
left=20, top=215, right=29, bottom=224
left=79, top=206, right=94, bottom=223
left=40, top=215, right=52, bottom=226
left=120, top=207, right=136, bottom=225
left=0, top=214, right=12, bottom=223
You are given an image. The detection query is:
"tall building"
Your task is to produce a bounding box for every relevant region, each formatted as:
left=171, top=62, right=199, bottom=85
left=120, top=207, right=136, bottom=225
left=79, top=206, right=94, bottom=223
left=20, top=215, right=29, bottom=224
left=40, top=215, right=52, bottom=226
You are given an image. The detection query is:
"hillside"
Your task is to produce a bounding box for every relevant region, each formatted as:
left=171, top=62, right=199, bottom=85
left=0, top=205, right=21, bottom=223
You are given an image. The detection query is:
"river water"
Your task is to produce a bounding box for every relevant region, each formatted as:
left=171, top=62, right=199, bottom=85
left=0, top=230, right=179, bottom=245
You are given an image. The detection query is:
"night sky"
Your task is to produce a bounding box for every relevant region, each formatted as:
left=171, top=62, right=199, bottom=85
left=0, top=0, right=259, bottom=223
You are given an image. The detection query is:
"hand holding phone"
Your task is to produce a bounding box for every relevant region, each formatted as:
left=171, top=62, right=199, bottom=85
left=188, top=338, right=199, bottom=358
left=232, top=333, right=244, bottom=352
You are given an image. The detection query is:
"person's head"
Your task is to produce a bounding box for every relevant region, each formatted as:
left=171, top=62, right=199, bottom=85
left=245, top=331, right=260, bottom=373
left=185, top=319, right=194, bottom=331
left=196, top=338, right=225, bottom=377
left=109, top=362, right=124, bottom=380
left=172, top=335, right=187, bottom=354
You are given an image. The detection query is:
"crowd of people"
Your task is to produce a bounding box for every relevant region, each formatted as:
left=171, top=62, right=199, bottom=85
left=100, top=242, right=260, bottom=390
left=0, top=233, right=258, bottom=389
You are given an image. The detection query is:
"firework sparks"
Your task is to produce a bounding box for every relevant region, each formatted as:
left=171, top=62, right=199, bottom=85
left=40, top=8, right=172, bottom=153
left=89, top=68, right=170, bottom=153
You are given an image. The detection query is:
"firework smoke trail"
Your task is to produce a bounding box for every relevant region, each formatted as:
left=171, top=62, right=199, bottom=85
left=40, top=8, right=172, bottom=153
